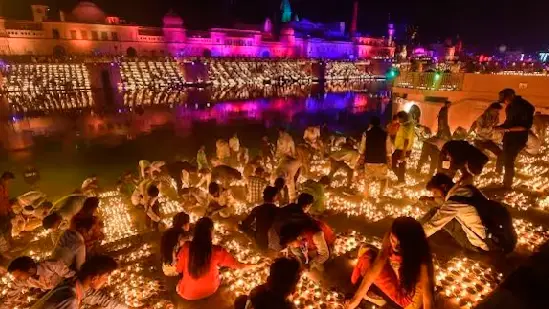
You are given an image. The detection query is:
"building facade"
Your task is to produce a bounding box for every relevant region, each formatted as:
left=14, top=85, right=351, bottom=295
left=0, top=2, right=394, bottom=59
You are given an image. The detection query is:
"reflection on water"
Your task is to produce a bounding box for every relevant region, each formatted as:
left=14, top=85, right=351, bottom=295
left=0, top=82, right=390, bottom=196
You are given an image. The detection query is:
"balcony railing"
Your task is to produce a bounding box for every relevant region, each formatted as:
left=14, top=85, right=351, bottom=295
left=394, top=72, right=464, bottom=91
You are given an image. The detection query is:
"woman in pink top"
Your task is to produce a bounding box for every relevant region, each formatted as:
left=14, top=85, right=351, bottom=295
left=176, top=217, right=257, bottom=300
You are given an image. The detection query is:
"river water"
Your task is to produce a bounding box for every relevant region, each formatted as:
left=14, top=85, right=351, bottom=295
left=0, top=81, right=390, bottom=197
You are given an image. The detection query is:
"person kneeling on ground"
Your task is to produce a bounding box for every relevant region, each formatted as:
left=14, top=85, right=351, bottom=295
left=31, top=255, right=127, bottom=309
left=175, top=217, right=260, bottom=300
left=7, top=256, right=74, bottom=296
left=235, top=257, right=302, bottom=309
left=346, top=217, right=434, bottom=309
left=240, top=186, right=280, bottom=251
left=279, top=216, right=335, bottom=272
left=420, top=174, right=492, bottom=252
left=268, top=193, right=314, bottom=251
left=439, top=140, right=488, bottom=185
left=161, top=212, right=191, bottom=276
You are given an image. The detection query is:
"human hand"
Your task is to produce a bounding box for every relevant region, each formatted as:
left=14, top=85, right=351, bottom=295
left=344, top=298, right=360, bottom=309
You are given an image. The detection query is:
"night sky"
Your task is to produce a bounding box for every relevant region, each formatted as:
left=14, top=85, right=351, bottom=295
left=2, top=0, right=549, bottom=52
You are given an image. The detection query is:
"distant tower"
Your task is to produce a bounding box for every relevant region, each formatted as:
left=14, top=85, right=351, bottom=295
left=263, top=18, right=273, bottom=33
left=31, top=4, right=49, bottom=22
left=351, top=0, right=358, bottom=36
left=388, top=23, right=395, bottom=46
left=281, top=0, right=292, bottom=23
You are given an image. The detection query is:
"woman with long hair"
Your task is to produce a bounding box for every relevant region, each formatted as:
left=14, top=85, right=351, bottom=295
left=346, top=217, right=434, bottom=309
left=176, top=217, right=258, bottom=300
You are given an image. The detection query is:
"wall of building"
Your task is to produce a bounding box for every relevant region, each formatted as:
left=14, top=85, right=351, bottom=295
left=393, top=73, right=549, bottom=133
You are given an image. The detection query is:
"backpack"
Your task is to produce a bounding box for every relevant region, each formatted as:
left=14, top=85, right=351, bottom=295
left=449, top=185, right=517, bottom=253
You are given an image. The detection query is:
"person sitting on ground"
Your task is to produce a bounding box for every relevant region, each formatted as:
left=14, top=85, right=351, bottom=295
left=176, top=217, right=260, bottom=300
left=279, top=216, right=336, bottom=271
left=32, top=255, right=127, bottom=309
left=360, top=116, right=392, bottom=197
left=419, top=174, right=490, bottom=252
left=51, top=217, right=94, bottom=270
left=207, top=182, right=236, bottom=218
left=240, top=187, right=280, bottom=251
left=70, top=197, right=104, bottom=253
left=274, top=177, right=289, bottom=206
left=7, top=256, right=74, bottom=296
left=161, top=212, right=191, bottom=276
left=469, top=102, right=503, bottom=158
left=235, top=257, right=302, bottom=309
left=439, top=140, right=488, bottom=185
left=346, top=217, right=434, bottom=309
left=246, top=167, right=270, bottom=205
left=300, top=176, right=331, bottom=214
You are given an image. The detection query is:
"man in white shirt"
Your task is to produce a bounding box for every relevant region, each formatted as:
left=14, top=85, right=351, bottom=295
left=31, top=255, right=127, bottom=309
left=8, top=256, right=75, bottom=296
left=51, top=217, right=92, bottom=270
left=420, top=173, right=489, bottom=252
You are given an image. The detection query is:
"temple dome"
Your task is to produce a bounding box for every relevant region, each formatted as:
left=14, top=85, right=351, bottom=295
left=71, top=1, right=106, bottom=24
left=163, top=10, right=183, bottom=28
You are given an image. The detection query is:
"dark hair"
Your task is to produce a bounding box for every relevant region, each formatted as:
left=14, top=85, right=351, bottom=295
left=160, top=213, right=190, bottom=265
left=489, top=102, right=503, bottom=110
left=499, top=88, right=515, bottom=101
left=73, top=217, right=95, bottom=233
left=76, top=255, right=118, bottom=282
left=263, top=186, right=278, bottom=202
left=208, top=182, right=220, bottom=195
left=396, top=111, right=409, bottom=122
left=188, top=217, right=214, bottom=279
left=369, top=116, right=381, bottom=127
left=297, top=193, right=314, bottom=207
left=426, top=173, right=455, bottom=195
left=147, top=185, right=159, bottom=197
left=265, top=257, right=302, bottom=297
left=173, top=212, right=190, bottom=229
left=1, top=171, right=15, bottom=180
left=8, top=256, right=36, bottom=273
left=279, top=217, right=321, bottom=248
left=79, top=197, right=100, bottom=217
left=274, top=177, right=285, bottom=190
left=318, top=176, right=331, bottom=186
left=42, top=213, right=62, bottom=230
left=255, top=166, right=265, bottom=175
left=390, top=217, right=434, bottom=296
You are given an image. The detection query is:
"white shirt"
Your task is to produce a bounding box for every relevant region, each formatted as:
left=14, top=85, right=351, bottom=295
left=423, top=185, right=489, bottom=251
left=51, top=230, right=86, bottom=270
left=10, top=260, right=75, bottom=295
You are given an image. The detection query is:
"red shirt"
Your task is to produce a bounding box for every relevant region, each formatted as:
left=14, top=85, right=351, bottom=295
left=0, top=182, right=10, bottom=217
left=176, top=242, right=239, bottom=300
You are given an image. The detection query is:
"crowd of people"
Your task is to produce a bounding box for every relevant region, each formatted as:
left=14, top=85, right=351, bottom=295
left=1, top=63, right=94, bottom=113
left=208, top=59, right=313, bottom=86
left=0, top=86, right=546, bottom=309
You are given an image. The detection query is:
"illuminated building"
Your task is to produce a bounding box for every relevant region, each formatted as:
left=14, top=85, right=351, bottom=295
left=0, top=2, right=394, bottom=59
